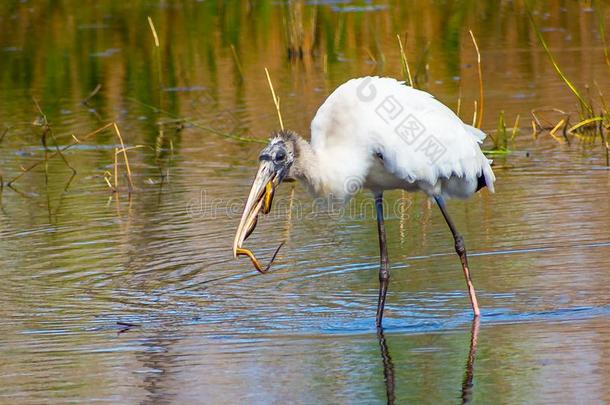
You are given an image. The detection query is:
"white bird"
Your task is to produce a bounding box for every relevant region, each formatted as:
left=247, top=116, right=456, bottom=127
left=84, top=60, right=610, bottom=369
left=233, top=76, right=495, bottom=327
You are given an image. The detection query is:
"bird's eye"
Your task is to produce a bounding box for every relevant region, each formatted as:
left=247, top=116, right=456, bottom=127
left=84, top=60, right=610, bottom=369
left=275, top=150, right=286, bottom=161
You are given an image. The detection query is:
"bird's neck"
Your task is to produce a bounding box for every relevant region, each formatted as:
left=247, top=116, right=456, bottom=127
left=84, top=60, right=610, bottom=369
left=288, top=134, right=327, bottom=197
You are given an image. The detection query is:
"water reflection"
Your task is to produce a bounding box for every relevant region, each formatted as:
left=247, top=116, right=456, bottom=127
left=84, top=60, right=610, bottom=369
left=461, top=318, right=480, bottom=405
left=377, top=328, right=396, bottom=405
left=138, top=333, right=180, bottom=405
left=378, top=317, right=481, bottom=405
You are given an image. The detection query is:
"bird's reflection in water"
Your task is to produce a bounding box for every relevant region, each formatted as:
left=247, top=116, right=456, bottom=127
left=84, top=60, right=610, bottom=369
left=377, top=328, right=395, bottom=405
left=377, top=317, right=481, bottom=405
left=461, top=317, right=481, bottom=404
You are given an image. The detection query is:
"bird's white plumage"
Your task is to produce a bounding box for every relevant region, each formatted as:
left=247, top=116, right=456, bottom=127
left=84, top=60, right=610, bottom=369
left=309, top=77, right=495, bottom=200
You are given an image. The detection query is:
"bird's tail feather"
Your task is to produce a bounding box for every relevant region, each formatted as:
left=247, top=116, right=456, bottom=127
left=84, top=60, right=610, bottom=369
left=465, top=124, right=495, bottom=193
left=464, top=124, right=486, bottom=143
left=482, top=161, right=496, bottom=193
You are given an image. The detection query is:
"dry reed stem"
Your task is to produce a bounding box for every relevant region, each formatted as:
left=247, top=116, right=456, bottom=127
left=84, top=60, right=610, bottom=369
left=7, top=127, right=86, bottom=186
left=6, top=121, right=136, bottom=194
left=602, top=133, right=610, bottom=166
left=264, top=67, right=284, bottom=130
left=469, top=30, right=484, bottom=129
left=364, top=48, right=377, bottom=64
left=230, top=44, right=245, bottom=81
left=511, top=114, right=520, bottom=142
left=43, top=124, right=77, bottom=175
left=147, top=16, right=163, bottom=93
left=82, top=84, right=102, bottom=105
left=397, top=34, right=413, bottom=87
left=531, top=108, right=569, bottom=130
left=147, top=16, right=160, bottom=47
left=472, top=100, right=478, bottom=127
left=112, top=123, right=134, bottom=191
left=568, top=117, right=603, bottom=134
left=114, top=147, right=118, bottom=191
left=456, top=79, right=463, bottom=117
left=104, top=170, right=114, bottom=191
left=33, top=98, right=77, bottom=177
left=531, top=120, right=538, bottom=137
left=0, top=127, right=8, bottom=144
left=117, top=145, right=147, bottom=154
left=13, top=99, right=78, bottom=191
left=549, top=118, right=566, bottom=142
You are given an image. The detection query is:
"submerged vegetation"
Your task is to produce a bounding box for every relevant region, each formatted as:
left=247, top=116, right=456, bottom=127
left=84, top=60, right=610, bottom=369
left=4, top=116, right=138, bottom=196
left=527, top=1, right=610, bottom=164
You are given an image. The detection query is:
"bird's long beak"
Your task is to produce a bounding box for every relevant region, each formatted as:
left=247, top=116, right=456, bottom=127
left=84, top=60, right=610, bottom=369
left=233, top=161, right=279, bottom=266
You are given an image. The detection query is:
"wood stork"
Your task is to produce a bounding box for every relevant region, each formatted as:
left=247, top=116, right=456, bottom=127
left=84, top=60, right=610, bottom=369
left=233, top=76, right=495, bottom=327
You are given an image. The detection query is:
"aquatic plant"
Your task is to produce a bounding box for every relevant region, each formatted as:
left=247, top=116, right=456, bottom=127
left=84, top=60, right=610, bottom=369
left=484, top=112, right=520, bottom=155
left=527, top=2, right=610, bottom=164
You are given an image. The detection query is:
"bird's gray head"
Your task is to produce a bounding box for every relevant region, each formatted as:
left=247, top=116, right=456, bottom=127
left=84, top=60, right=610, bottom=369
left=258, top=130, right=297, bottom=183
left=232, top=130, right=299, bottom=269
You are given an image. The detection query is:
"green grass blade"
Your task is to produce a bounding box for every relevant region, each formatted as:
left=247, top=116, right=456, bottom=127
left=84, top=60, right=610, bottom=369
left=526, top=6, right=593, bottom=115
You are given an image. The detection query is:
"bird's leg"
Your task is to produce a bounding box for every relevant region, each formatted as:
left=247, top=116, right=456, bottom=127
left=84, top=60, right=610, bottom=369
left=375, top=192, right=390, bottom=327
left=434, top=196, right=481, bottom=317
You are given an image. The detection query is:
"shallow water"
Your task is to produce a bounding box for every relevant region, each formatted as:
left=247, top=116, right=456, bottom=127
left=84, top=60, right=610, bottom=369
left=1, top=1, right=610, bottom=404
